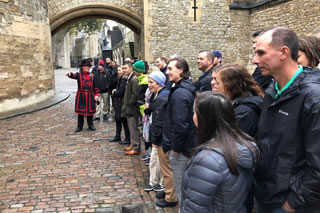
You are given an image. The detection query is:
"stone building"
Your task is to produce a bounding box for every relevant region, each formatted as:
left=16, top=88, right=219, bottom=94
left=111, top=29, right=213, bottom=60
left=0, top=0, right=320, bottom=113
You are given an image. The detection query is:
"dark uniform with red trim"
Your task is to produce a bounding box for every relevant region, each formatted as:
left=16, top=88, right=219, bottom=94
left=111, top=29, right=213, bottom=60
left=68, top=66, right=99, bottom=131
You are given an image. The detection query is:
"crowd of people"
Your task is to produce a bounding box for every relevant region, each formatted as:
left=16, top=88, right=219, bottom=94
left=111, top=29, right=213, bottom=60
left=66, top=26, right=320, bottom=213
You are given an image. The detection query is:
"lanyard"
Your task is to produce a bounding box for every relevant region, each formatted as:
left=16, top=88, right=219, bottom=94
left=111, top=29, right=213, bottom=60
left=274, top=65, right=303, bottom=99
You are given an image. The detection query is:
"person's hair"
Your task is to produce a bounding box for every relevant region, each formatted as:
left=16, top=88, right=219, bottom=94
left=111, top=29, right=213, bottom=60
left=157, top=56, right=168, bottom=65
left=194, top=92, right=258, bottom=175
left=169, top=57, right=191, bottom=79
left=199, top=50, right=215, bottom=62
left=252, top=30, right=264, bottom=38
left=298, top=35, right=320, bottom=68
left=143, top=61, right=149, bottom=74
left=123, top=61, right=133, bottom=68
left=267, top=27, right=299, bottom=61
left=216, top=64, right=264, bottom=100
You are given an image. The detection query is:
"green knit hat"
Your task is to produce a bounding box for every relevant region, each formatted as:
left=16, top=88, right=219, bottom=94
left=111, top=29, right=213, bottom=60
left=133, top=60, right=145, bottom=73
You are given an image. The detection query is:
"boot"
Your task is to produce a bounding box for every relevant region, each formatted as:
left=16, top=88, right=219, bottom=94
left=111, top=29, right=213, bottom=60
left=110, top=136, right=121, bottom=142
left=75, top=126, right=83, bottom=132
left=88, top=125, right=96, bottom=131
left=76, top=115, right=84, bottom=132
left=87, top=116, right=95, bottom=131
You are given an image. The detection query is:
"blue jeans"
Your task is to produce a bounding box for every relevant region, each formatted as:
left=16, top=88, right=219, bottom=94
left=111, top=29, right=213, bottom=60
left=169, top=150, right=189, bottom=204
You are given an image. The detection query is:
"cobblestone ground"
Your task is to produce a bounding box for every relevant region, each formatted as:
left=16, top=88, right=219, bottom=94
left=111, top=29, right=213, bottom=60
left=0, top=69, right=179, bottom=213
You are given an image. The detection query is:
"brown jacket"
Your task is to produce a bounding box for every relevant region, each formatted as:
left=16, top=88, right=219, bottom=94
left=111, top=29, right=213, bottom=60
left=121, top=72, right=140, bottom=117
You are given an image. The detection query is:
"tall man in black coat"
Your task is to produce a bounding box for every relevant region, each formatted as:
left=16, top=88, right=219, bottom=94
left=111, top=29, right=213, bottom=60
left=253, top=27, right=320, bottom=213
left=161, top=57, right=196, bottom=206
left=251, top=30, right=273, bottom=91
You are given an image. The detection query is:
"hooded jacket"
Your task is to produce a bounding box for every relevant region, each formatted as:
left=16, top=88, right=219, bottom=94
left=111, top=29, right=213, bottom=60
left=233, top=94, right=263, bottom=139
left=254, top=67, right=320, bottom=212
left=180, top=142, right=258, bottom=213
left=162, top=78, right=196, bottom=157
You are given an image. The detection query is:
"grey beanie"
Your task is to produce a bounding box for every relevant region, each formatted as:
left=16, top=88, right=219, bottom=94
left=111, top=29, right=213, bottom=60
left=149, top=71, right=166, bottom=87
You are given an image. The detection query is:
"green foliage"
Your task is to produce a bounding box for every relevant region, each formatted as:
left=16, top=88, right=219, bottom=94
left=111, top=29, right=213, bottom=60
left=70, top=19, right=104, bottom=34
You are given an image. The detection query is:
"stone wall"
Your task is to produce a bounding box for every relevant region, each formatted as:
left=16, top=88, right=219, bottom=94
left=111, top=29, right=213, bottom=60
left=146, top=0, right=320, bottom=75
left=246, top=0, right=320, bottom=70
left=0, top=0, right=54, bottom=112
left=250, top=0, right=320, bottom=36
left=146, top=0, right=251, bottom=77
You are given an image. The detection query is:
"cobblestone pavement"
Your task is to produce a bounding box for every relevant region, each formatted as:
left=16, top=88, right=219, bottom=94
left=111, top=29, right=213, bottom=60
left=0, top=69, right=179, bottom=213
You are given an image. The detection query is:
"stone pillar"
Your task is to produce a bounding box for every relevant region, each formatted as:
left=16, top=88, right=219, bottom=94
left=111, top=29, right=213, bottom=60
left=0, top=0, right=54, bottom=113
left=88, top=34, right=101, bottom=59
left=64, top=31, right=71, bottom=68
left=143, top=0, right=151, bottom=62
left=52, top=28, right=70, bottom=68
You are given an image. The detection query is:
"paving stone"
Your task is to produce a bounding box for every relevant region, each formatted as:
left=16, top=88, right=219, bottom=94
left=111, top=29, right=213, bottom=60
left=95, top=208, right=113, bottom=213
left=10, top=204, right=23, bottom=208
left=0, top=69, right=161, bottom=212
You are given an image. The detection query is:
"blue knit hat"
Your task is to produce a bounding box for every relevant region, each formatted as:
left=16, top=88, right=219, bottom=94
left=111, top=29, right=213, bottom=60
left=212, top=50, right=222, bottom=58
left=149, top=71, right=166, bottom=87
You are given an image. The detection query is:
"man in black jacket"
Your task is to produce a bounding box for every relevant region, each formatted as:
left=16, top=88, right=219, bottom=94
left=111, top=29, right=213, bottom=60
left=162, top=57, right=196, bottom=206
left=193, top=50, right=215, bottom=92
left=93, top=60, right=112, bottom=121
left=156, top=56, right=172, bottom=89
left=253, top=27, right=320, bottom=213
left=251, top=30, right=273, bottom=91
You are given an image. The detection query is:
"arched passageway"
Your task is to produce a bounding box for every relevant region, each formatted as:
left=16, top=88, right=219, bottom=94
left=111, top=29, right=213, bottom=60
left=50, top=4, right=142, bottom=35
left=49, top=3, right=144, bottom=68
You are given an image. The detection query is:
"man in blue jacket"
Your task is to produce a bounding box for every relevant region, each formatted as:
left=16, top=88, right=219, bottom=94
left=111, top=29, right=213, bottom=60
left=253, top=27, right=320, bottom=213
left=161, top=57, right=196, bottom=207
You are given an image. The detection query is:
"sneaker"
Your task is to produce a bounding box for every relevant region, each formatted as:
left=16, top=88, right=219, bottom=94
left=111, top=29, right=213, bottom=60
left=140, top=153, right=150, bottom=161
left=144, top=184, right=153, bottom=192
left=153, top=184, right=164, bottom=192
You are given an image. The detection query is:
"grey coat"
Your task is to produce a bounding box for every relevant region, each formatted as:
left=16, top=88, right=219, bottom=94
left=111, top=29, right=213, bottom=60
left=180, top=142, right=258, bottom=213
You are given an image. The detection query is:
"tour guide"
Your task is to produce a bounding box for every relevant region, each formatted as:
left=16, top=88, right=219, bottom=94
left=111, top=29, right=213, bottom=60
left=66, top=59, right=99, bottom=132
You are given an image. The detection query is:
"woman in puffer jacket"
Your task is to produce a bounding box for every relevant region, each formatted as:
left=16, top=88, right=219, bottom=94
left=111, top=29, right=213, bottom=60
left=180, top=92, right=259, bottom=213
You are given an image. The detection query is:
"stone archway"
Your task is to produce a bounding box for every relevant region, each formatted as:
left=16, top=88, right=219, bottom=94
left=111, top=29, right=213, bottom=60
left=48, top=2, right=143, bottom=68
left=50, top=4, right=142, bottom=35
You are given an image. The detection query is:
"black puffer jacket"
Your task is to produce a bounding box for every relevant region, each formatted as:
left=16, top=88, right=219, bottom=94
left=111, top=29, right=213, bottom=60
left=254, top=67, right=320, bottom=212
left=233, top=94, right=263, bottom=139
left=150, top=88, right=170, bottom=146
left=162, top=78, right=196, bottom=157
left=180, top=142, right=258, bottom=213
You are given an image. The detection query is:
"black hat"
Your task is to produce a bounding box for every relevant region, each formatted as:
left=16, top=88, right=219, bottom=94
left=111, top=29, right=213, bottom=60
left=79, top=59, right=92, bottom=67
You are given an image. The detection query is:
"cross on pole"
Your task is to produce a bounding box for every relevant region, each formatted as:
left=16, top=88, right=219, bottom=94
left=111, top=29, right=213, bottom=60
left=192, top=0, right=198, bottom=21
